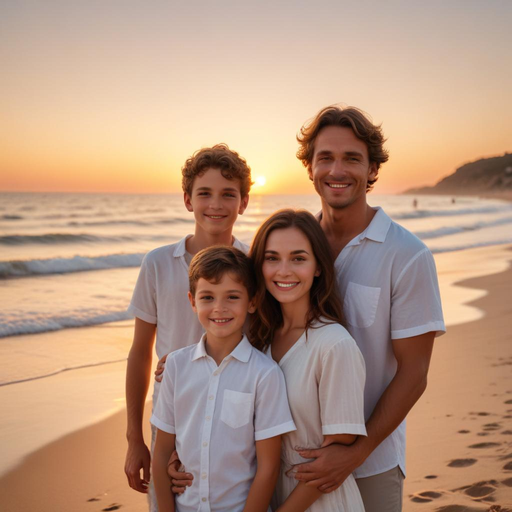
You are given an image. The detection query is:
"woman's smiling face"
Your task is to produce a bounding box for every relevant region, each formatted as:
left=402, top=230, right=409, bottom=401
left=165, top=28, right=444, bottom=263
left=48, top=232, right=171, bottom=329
left=262, top=227, right=320, bottom=308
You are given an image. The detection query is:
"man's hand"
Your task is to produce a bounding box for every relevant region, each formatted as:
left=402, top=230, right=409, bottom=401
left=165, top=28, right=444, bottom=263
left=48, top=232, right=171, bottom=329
left=154, top=353, right=169, bottom=383
left=125, top=440, right=151, bottom=493
left=293, top=442, right=366, bottom=493
left=168, top=450, right=193, bottom=494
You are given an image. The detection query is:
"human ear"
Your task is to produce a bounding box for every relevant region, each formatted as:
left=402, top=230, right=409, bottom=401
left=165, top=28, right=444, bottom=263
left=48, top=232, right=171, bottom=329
left=314, top=267, right=321, bottom=277
left=184, top=192, right=194, bottom=212
left=238, top=194, right=249, bottom=215
left=247, top=298, right=256, bottom=314
left=368, top=162, right=378, bottom=181
left=188, top=291, right=197, bottom=312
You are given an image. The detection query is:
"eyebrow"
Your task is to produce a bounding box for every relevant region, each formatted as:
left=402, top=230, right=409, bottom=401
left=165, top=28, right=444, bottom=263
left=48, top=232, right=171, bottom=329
left=264, top=249, right=310, bottom=255
left=195, top=186, right=239, bottom=192
left=315, top=149, right=364, bottom=159
left=197, top=289, right=243, bottom=294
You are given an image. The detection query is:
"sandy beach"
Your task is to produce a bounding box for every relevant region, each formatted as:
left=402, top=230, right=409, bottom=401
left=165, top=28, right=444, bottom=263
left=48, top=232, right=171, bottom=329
left=1, top=244, right=511, bottom=512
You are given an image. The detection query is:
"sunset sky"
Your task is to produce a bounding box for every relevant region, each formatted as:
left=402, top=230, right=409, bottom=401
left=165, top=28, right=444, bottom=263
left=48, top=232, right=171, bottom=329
left=1, top=0, right=511, bottom=195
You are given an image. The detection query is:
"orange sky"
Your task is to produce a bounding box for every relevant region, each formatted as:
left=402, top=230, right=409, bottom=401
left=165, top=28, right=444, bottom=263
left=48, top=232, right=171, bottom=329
left=1, top=1, right=511, bottom=195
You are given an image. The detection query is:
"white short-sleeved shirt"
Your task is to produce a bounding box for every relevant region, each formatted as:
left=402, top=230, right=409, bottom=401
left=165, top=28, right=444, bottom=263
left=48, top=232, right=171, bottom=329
left=270, top=321, right=366, bottom=512
left=332, top=207, right=446, bottom=478
left=151, top=334, right=296, bottom=512
left=127, top=235, right=249, bottom=400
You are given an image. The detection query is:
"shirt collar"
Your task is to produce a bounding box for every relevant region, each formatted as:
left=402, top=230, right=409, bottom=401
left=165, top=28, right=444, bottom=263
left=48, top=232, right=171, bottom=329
left=174, top=235, right=245, bottom=258
left=361, top=207, right=392, bottom=243
left=191, top=333, right=252, bottom=363
left=316, top=206, right=392, bottom=244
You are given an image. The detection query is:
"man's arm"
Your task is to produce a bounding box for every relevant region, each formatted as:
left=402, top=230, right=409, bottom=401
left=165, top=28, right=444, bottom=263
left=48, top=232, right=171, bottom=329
left=243, top=436, right=281, bottom=512
left=124, top=317, right=157, bottom=493
left=294, top=331, right=435, bottom=492
left=153, top=429, right=176, bottom=512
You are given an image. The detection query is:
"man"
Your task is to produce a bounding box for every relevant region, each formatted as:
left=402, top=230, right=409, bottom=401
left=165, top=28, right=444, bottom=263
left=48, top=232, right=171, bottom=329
left=292, top=105, right=445, bottom=511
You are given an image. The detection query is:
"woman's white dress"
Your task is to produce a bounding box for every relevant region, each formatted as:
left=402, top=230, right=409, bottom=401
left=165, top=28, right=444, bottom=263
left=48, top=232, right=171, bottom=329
left=270, top=320, right=366, bottom=511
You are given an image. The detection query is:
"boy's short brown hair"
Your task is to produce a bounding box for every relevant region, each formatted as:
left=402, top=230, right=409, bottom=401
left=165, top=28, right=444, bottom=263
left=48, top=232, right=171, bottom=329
left=182, top=144, right=253, bottom=198
left=297, top=105, right=389, bottom=192
left=189, top=245, right=256, bottom=299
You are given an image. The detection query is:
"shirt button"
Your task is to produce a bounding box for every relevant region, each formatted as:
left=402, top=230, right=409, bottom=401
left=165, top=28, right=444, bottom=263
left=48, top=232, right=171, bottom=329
left=202, top=497, right=207, bottom=502
left=206, top=415, right=211, bottom=421
left=208, top=395, right=214, bottom=400
left=203, top=442, right=208, bottom=447
left=202, top=473, right=207, bottom=479
left=213, top=371, right=219, bottom=376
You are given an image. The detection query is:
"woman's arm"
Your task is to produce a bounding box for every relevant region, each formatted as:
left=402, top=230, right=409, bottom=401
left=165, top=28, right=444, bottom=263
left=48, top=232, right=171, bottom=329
left=152, top=429, right=176, bottom=512
left=275, top=433, right=356, bottom=512
left=243, top=436, right=282, bottom=512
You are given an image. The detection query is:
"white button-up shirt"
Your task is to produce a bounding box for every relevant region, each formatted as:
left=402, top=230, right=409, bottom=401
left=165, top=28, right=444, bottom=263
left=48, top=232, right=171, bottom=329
left=151, top=334, right=296, bottom=512
left=331, top=207, right=445, bottom=478
left=128, top=235, right=249, bottom=402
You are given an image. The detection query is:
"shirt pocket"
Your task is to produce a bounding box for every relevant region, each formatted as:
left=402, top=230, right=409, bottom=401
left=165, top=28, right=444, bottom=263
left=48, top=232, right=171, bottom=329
left=344, top=282, right=381, bottom=329
left=220, top=390, right=254, bottom=429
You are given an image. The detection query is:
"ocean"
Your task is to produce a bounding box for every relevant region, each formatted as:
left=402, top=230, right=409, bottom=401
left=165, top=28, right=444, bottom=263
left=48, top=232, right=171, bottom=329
left=1, top=191, right=512, bottom=388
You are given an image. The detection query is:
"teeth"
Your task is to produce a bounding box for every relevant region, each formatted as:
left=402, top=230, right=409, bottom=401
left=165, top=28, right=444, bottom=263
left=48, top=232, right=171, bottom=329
left=328, top=183, right=348, bottom=188
left=276, top=282, right=298, bottom=288
left=211, top=318, right=231, bottom=323
left=207, top=215, right=224, bottom=219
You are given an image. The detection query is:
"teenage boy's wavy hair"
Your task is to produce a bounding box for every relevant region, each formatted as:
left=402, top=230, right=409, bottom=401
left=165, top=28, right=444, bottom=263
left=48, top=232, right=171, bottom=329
left=249, top=209, right=344, bottom=352
left=182, top=144, right=253, bottom=197
left=296, top=105, right=389, bottom=192
left=189, top=245, right=256, bottom=299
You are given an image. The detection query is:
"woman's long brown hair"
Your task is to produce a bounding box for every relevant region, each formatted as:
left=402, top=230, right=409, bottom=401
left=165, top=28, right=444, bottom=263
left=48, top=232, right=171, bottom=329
left=249, top=209, right=344, bottom=352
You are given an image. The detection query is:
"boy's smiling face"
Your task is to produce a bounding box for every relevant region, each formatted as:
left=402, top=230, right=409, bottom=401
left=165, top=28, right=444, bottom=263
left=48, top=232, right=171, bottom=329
left=188, top=272, right=255, bottom=345
left=184, top=168, right=249, bottom=238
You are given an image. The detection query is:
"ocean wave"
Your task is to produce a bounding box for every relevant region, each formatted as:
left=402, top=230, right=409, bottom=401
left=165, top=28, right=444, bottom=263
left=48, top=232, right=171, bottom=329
left=430, top=237, right=512, bottom=254
left=0, top=310, right=133, bottom=338
left=0, top=252, right=144, bottom=278
left=414, top=216, right=512, bottom=240
left=0, top=233, right=138, bottom=245
left=394, top=205, right=511, bottom=220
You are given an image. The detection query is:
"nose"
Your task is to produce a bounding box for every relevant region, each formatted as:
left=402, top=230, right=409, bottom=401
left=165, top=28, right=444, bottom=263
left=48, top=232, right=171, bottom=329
left=331, top=158, right=346, bottom=177
left=209, top=194, right=222, bottom=210
left=213, top=300, right=228, bottom=312
left=276, top=260, right=292, bottom=276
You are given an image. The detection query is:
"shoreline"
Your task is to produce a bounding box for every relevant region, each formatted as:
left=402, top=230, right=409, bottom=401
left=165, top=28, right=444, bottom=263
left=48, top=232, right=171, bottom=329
left=1, top=244, right=511, bottom=511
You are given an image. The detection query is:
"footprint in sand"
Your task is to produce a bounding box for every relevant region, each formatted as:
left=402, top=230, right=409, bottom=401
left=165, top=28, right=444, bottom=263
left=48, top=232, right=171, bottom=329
left=410, top=490, right=443, bottom=503
left=477, top=432, right=490, bottom=436
left=504, top=461, right=512, bottom=470
left=483, top=422, right=501, bottom=431
left=469, top=411, right=492, bottom=416
left=457, top=480, right=498, bottom=500
left=102, top=505, right=122, bottom=511
left=435, top=505, right=485, bottom=511
left=468, top=442, right=501, bottom=448
left=502, top=477, right=512, bottom=487
left=448, top=458, right=477, bottom=468
left=502, top=430, right=512, bottom=435
left=458, top=429, right=470, bottom=434
left=87, top=498, right=100, bottom=502
left=425, top=474, right=438, bottom=479
left=505, top=399, right=512, bottom=405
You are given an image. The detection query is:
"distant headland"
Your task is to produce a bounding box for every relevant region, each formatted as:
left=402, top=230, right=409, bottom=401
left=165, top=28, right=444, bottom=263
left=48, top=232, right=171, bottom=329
left=404, top=153, right=512, bottom=199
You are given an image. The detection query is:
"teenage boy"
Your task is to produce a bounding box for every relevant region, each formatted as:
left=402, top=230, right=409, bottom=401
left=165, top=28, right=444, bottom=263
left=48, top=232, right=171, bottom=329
left=152, top=246, right=295, bottom=512
left=291, top=106, right=446, bottom=511
left=125, top=144, right=252, bottom=509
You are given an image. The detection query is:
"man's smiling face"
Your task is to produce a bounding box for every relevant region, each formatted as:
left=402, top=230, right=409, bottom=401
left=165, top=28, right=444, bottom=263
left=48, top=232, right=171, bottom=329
left=309, top=125, right=377, bottom=211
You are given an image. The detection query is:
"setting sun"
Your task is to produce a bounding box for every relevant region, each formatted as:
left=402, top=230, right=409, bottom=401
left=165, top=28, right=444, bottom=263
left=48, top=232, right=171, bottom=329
left=254, top=175, right=267, bottom=188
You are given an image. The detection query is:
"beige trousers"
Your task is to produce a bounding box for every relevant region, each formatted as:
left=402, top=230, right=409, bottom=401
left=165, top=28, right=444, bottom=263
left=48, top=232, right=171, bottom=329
left=356, top=466, right=404, bottom=512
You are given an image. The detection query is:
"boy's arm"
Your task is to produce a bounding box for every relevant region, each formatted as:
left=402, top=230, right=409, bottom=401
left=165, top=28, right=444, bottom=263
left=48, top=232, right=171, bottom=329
left=125, top=317, right=157, bottom=493
left=275, top=434, right=355, bottom=512
left=243, top=436, right=281, bottom=512
left=153, top=429, right=176, bottom=512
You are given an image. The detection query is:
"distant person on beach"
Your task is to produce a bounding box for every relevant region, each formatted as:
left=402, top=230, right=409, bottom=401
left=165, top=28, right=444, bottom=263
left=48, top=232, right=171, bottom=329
left=124, top=144, right=252, bottom=511
left=288, top=105, right=446, bottom=511
left=151, top=246, right=295, bottom=511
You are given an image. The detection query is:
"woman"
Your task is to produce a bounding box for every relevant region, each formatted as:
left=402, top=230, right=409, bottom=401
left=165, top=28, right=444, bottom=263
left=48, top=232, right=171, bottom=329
left=250, top=209, right=366, bottom=512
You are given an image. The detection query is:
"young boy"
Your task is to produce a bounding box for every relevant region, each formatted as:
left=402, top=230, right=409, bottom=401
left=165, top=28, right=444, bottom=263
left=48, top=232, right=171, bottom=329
left=151, top=246, right=295, bottom=511
left=125, top=144, right=253, bottom=507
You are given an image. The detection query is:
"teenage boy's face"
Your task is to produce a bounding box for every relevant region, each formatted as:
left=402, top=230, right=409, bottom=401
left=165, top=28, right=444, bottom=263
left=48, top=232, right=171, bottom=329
left=184, top=168, right=249, bottom=237
left=188, top=273, right=255, bottom=345
left=310, top=126, right=377, bottom=211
